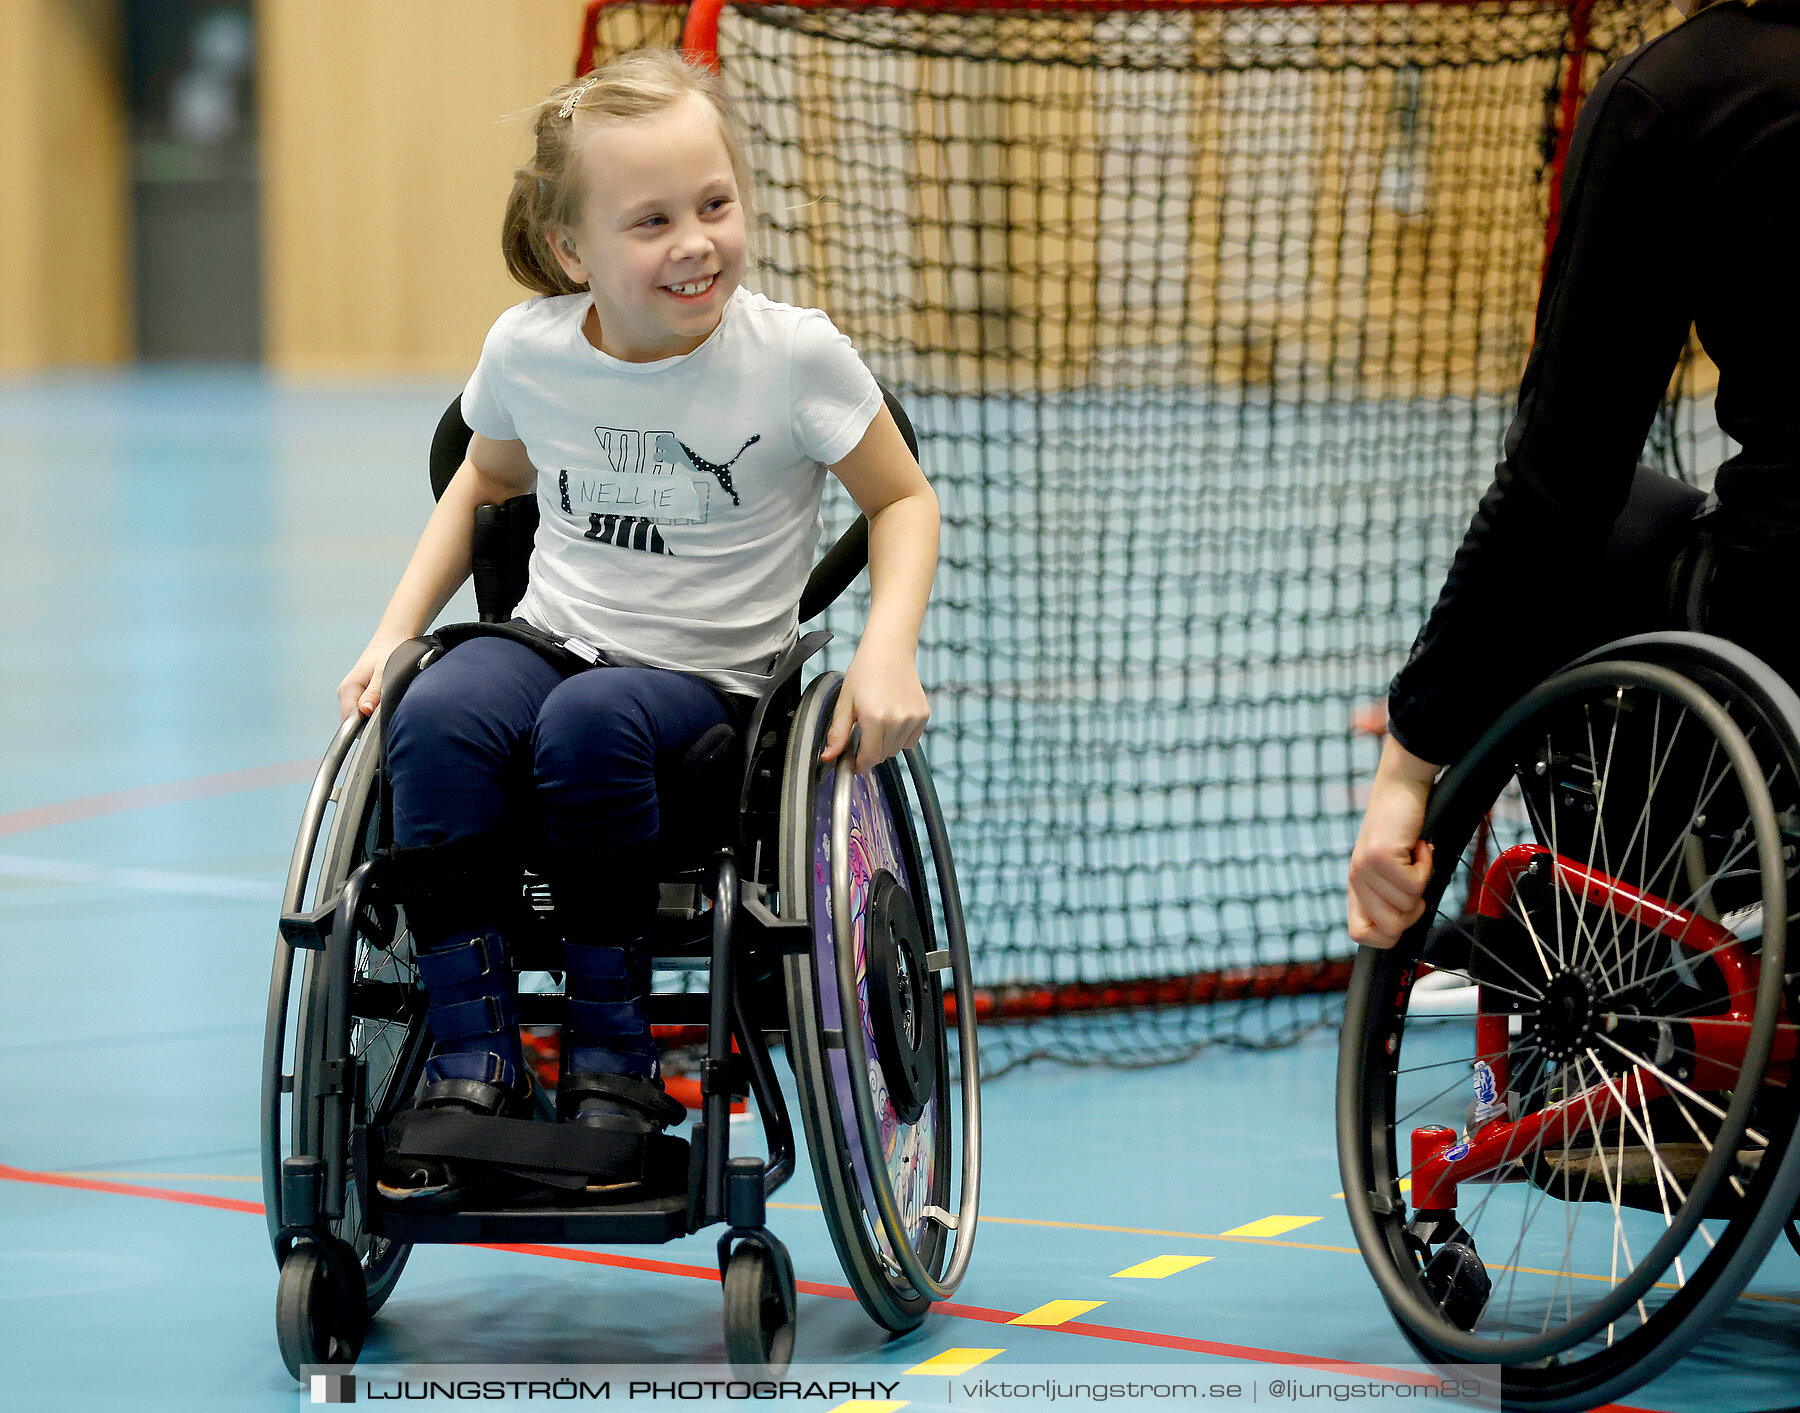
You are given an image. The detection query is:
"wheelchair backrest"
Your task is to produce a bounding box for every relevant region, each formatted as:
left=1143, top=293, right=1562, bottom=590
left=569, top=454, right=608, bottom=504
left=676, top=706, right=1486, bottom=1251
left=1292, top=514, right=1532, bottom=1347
left=427, top=387, right=919, bottom=626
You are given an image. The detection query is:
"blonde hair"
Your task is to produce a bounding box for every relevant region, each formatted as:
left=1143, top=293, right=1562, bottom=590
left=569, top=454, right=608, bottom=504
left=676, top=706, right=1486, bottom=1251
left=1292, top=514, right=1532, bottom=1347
left=502, top=49, right=756, bottom=297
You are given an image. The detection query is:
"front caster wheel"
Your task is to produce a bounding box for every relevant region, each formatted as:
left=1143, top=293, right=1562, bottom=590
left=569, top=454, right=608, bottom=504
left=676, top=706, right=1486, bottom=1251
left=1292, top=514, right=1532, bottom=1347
left=276, top=1236, right=369, bottom=1383
left=722, top=1241, right=796, bottom=1378
left=1421, top=1238, right=1491, bottom=1333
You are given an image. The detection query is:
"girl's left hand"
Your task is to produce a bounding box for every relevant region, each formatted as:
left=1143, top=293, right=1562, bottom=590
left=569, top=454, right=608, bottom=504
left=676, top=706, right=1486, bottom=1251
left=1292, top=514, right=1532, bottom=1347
left=821, top=646, right=930, bottom=774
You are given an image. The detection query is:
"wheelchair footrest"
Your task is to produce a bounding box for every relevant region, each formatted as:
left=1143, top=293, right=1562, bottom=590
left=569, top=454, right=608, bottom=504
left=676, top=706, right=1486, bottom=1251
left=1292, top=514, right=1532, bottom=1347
left=387, top=1108, right=650, bottom=1180
left=375, top=1192, right=691, bottom=1246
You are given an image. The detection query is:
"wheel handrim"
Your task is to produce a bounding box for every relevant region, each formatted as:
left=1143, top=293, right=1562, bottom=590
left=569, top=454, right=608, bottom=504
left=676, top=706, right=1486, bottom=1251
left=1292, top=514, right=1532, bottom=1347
left=287, top=726, right=423, bottom=1304
left=811, top=759, right=942, bottom=1263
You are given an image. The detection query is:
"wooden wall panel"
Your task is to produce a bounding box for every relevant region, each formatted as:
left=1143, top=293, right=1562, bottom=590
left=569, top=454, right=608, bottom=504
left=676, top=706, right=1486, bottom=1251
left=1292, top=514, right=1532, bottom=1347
left=0, top=0, right=129, bottom=370
left=259, top=0, right=590, bottom=376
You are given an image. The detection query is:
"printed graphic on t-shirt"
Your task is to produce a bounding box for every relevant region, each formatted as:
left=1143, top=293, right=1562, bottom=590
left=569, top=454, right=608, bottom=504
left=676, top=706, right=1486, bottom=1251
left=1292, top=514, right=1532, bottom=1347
left=677, top=433, right=758, bottom=507
left=557, top=425, right=761, bottom=557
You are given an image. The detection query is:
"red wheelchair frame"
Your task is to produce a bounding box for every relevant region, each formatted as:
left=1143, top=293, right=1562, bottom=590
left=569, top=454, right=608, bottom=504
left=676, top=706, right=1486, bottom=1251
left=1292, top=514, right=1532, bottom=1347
left=1410, top=843, right=1798, bottom=1212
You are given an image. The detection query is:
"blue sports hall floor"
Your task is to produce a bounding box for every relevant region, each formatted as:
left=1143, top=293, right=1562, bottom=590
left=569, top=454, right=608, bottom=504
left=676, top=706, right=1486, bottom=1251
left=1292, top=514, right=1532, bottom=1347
left=1, top=373, right=1795, bottom=1412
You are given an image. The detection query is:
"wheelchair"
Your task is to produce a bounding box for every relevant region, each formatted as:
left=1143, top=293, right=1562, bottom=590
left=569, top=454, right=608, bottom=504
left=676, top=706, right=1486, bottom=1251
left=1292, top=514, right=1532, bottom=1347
left=1337, top=620, right=1800, bottom=1409
left=259, top=388, right=981, bottom=1382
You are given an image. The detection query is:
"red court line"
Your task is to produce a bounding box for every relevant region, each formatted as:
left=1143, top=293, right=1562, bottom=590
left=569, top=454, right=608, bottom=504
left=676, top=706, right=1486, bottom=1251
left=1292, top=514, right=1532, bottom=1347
left=0, top=1164, right=1658, bottom=1412
left=0, top=1162, right=264, bottom=1215
left=0, top=760, right=316, bottom=839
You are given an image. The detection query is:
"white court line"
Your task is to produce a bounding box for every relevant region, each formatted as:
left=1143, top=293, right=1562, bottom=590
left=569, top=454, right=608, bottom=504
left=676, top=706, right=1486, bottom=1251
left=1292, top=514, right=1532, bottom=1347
left=0, top=853, right=278, bottom=901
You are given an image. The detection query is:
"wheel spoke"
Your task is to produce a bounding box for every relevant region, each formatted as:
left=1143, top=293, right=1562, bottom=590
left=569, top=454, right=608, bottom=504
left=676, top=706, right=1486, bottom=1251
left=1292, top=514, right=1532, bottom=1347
left=1439, top=913, right=1548, bottom=1002
left=1587, top=694, right=1686, bottom=996
left=1592, top=1031, right=1768, bottom=1149
left=1396, top=1046, right=1516, bottom=1078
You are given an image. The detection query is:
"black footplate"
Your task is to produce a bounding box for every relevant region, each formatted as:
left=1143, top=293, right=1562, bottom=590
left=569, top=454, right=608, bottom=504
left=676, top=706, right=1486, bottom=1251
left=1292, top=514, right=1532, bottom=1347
left=376, top=1191, right=691, bottom=1245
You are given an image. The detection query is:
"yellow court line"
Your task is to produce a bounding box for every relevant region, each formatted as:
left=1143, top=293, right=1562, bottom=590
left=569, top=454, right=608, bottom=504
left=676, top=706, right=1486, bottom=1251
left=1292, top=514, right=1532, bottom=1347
left=1112, top=1254, right=1213, bottom=1279
left=1221, top=1215, right=1323, bottom=1239
left=1010, top=1299, right=1106, bottom=1327
left=50, top=1172, right=261, bottom=1183
left=903, top=1349, right=1004, bottom=1376
left=770, top=1202, right=1362, bottom=1254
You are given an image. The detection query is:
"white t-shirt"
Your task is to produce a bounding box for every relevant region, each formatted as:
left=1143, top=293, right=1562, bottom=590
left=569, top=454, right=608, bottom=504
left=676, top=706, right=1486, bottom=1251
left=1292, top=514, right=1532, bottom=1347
left=461, top=288, right=883, bottom=696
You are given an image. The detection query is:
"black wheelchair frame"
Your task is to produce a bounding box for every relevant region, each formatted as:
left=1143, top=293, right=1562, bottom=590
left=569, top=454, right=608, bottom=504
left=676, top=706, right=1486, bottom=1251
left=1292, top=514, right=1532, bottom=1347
left=260, top=387, right=981, bottom=1380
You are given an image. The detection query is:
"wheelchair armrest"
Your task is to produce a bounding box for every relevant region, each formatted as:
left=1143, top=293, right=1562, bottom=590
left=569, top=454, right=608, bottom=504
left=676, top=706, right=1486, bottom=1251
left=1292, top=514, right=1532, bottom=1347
left=736, top=629, right=833, bottom=816
left=798, top=516, right=868, bottom=622
left=794, top=383, right=919, bottom=623
left=473, top=495, right=538, bottom=624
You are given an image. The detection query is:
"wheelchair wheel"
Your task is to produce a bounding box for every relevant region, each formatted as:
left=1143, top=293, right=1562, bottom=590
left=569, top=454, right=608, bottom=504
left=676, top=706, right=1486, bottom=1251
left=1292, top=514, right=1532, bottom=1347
left=265, top=717, right=427, bottom=1319
left=780, top=673, right=982, bottom=1331
left=721, top=1240, right=797, bottom=1377
left=275, top=1234, right=369, bottom=1381
left=1339, top=643, right=1800, bottom=1410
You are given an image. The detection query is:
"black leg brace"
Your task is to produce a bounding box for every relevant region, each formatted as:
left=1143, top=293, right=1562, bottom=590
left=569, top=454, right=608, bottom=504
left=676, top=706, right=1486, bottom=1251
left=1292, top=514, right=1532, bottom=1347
left=545, top=845, right=661, bottom=1084
left=388, top=834, right=527, bottom=1091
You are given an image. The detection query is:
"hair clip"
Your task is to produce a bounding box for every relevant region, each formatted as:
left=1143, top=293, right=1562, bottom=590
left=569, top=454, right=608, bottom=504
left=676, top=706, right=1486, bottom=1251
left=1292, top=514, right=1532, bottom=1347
left=558, top=77, right=596, bottom=120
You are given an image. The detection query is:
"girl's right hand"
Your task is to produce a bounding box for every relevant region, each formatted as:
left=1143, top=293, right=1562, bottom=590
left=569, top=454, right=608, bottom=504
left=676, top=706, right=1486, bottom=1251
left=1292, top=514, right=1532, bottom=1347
left=337, top=631, right=412, bottom=721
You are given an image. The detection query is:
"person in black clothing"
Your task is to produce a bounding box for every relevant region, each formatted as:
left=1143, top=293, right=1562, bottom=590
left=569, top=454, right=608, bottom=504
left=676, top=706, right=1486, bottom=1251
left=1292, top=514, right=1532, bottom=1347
left=1348, top=0, right=1800, bottom=949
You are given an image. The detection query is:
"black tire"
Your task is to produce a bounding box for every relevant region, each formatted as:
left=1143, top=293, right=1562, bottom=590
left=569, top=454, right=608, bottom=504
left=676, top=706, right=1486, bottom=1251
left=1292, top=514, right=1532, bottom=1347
left=1338, top=649, right=1800, bottom=1409
left=780, top=674, right=961, bottom=1331
left=288, top=730, right=427, bottom=1315
left=275, top=1236, right=369, bottom=1382
left=721, top=1241, right=796, bottom=1377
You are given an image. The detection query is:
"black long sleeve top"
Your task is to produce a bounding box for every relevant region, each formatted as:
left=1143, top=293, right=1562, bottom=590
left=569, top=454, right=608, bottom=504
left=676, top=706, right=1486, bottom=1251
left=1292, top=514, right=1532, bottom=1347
left=1386, top=0, right=1800, bottom=767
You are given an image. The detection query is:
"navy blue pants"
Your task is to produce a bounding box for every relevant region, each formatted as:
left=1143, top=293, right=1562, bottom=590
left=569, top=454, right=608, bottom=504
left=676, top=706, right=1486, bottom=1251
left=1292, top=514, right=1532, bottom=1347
left=386, top=635, right=734, bottom=1082
left=388, top=636, right=732, bottom=853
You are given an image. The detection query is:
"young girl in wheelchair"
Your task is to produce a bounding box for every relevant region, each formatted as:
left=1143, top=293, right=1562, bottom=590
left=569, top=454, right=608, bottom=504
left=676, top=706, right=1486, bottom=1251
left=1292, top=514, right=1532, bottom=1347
left=334, top=49, right=939, bottom=1207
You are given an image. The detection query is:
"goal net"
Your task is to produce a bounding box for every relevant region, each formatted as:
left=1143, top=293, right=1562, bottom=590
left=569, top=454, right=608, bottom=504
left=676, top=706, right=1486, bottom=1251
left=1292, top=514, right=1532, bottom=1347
left=580, top=0, right=1700, bottom=1072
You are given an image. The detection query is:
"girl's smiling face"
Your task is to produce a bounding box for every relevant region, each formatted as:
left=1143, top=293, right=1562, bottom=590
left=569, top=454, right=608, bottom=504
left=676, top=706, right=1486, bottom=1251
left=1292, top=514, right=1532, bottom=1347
left=552, top=93, right=748, bottom=363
